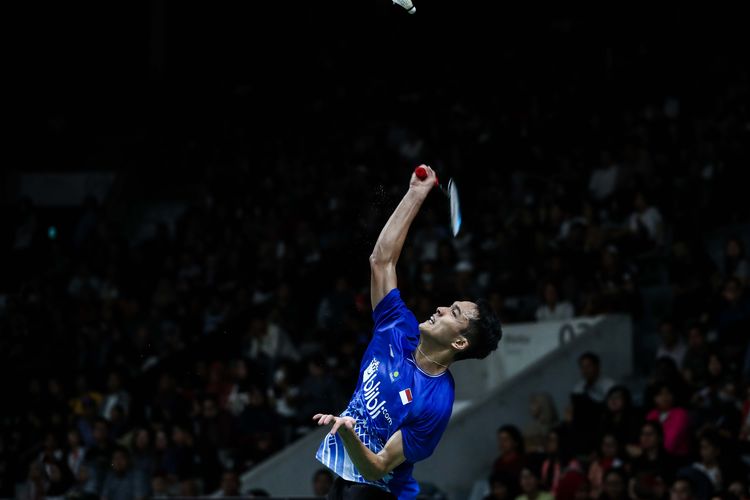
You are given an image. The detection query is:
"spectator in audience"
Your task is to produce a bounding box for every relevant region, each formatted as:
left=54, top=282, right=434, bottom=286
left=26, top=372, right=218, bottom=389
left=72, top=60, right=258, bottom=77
left=672, top=467, right=715, bottom=500
left=312, top=468, right=334, bottom=497
left=714, top=278, right=750, bottom=365
left=493, top=425, right=527, bottom=497
left=535, top=282, right=575, bottom=322
left=100, top=371, right=130, bottom=422
left=101, top=446, right=146, bottom=500
left=22, top=461, right=47, bottom=500
left=193, top=395, right=232, bottom=491
left=226, top=358, right=252, bottom=417
left=722, top=236, right=749, bottom=285
left=541, top=427, right=581, bottom=495
left=243, top=313, right=300, bottom=376
left=588, top=433, right=624, bottom=499
left=153, top=428, right=178, bottom=482
left=646, top=382, right=691, bottom=458
left=630, top=470, right=669, bottom=500
left=628, top=421, right=678, bottom=483
left=150, top=473, right=170, bottom=499
left=669, top=240, right=715, bottom=322
left=557, top=470, right=590, bottom=500
left=484, top=473, right=513, bottom=500
left=572, top=352, right=615, bottom=452
left=177, top=477, right=200, bottom=497
left=237, top=385, right=279, bottom=465
left=740, top=385, right=750, bottom=442
left=599, top=386, right=641, bottom=448
left=297, top=354, right=345, bottom=424
left=589, top=245, right=638, bottom=315
left=204, top=362, right=233, bottom=409
left=171, top=424, right=199, bottom=482
left=690, top=431, right=725, bottom=493
left=82, top=417, right=113, bottom=495
left=599, top=468, right=628, bottom=500
left=213, top=469, right=241, bottom=497
left=669, top=477, right=695, bottom=500
left=129, top=428, right=154, bottom=496
left=681, top=324, right=710, bottom=389
left=692, top=358, right=743, bottom=438
left=727, top=480, right=749, bottom=500
left=588, top=151, right=620, bottom=203
left=518, top=466, right=554, bottom=500
left=573, top=352, right=616, bottom=404
left=656, top=319, right=688, bottom=369
left=150, top=372, right=189, bottom=424
left=66, top=428, right=87, bottom=480
left=627, top=191, right=664, bottom=251
left=524, top=393, right=559, bottom=455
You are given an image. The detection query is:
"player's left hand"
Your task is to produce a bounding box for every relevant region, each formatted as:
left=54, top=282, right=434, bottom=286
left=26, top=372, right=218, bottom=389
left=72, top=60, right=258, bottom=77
left=313, top=414, right=356, bottom=435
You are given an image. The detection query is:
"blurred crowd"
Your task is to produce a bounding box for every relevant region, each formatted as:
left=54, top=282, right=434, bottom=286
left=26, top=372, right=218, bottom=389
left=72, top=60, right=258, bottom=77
left=2, top=10, right=749, bottom=500
left=484, top=338, right=750, bottom=500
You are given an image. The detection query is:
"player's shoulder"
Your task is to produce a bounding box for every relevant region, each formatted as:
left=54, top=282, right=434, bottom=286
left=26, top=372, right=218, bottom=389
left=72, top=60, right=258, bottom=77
left=373, top=289, right=419, bottom=330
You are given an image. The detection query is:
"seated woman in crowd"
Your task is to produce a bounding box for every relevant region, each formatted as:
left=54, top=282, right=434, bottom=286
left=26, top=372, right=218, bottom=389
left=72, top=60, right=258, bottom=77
left=598, top=385, right=641, bottom=448
left=517, top=466, right=554, bottom=500
left=645, top=382, right=691, bottom=459
left=523, top=393, right=559, bottom=455
left=587, top=433, right=624, bottom=499
left=627, top=421, right=678, bottom=484
left=597, top=468, right=628, bottom=500
left=493, top=425, right=527, bottom=497
left=540, top=427, right=582, bottom=496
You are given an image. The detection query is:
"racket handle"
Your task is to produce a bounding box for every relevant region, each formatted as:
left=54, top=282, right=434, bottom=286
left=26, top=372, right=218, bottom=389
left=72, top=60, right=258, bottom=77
left=414, top=166, right=438, bottom=185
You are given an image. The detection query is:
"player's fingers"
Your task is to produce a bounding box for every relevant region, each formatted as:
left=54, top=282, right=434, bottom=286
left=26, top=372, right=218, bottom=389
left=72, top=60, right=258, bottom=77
left=312, top=414, right=323, bottom=421
left=323, top=415, right=333, bottom=425
left=330, top=419, right=342, bottom=435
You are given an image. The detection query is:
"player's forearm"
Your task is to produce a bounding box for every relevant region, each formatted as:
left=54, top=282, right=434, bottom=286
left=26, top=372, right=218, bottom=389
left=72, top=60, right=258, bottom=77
left=338, top=427, right=388, bottom=481
left=370, top=189, right=427, bottom=265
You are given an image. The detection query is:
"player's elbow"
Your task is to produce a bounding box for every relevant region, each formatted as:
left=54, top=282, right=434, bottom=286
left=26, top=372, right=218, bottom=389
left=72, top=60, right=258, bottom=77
left=369, top=253, right=390, bottom=269
left=361, top=467, right=387, bottom=482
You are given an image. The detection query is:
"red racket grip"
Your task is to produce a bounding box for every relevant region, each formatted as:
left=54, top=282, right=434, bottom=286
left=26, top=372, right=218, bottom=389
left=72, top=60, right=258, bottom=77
left=414, top=166, right=438, bottom=185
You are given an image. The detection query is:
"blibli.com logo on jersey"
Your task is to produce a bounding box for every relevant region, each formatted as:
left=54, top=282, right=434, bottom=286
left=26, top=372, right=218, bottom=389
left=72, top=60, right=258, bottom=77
left=362, top=358, right=392, bottom=426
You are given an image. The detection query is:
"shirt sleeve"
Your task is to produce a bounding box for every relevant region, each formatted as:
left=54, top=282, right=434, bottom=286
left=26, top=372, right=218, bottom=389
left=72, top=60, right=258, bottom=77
left=400, top=401, right=452, bottom=463
left=372, top=289, right=419, bottom=349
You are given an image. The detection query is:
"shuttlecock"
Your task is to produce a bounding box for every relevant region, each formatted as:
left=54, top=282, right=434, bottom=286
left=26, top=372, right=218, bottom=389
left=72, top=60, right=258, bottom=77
left=393, top=0, right=416, bottom=14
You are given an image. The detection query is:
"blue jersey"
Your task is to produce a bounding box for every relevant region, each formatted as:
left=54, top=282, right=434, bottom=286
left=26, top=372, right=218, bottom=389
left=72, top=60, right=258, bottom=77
left=316, top=289, right=454, bottom=499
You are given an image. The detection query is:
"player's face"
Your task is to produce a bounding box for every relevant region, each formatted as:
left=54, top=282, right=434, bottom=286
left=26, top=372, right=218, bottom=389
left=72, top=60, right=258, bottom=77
left=419, top=300, right=477, bottom=347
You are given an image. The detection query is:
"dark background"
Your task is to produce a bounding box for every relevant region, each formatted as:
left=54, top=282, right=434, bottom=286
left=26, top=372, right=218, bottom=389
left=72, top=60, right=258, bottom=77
left=2, top=2, right=749, bottom=499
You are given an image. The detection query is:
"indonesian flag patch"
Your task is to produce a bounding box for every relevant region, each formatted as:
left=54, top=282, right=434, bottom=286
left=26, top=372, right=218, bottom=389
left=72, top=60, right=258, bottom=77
left=399, top=388, right=413, bottom=405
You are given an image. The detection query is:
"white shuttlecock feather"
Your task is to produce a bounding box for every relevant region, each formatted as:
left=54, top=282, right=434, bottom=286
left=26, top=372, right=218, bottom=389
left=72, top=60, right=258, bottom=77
left=393, top=0, right=416, bottom=14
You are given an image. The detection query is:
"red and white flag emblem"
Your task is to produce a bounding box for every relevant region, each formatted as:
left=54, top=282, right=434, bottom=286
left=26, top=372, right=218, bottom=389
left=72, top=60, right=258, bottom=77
left=399, top=388, right=413, bottom=405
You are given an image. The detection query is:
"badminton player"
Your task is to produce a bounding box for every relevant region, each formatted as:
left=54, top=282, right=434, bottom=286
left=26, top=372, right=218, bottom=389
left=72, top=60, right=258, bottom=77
left=314, top=165, right=503, bottom=499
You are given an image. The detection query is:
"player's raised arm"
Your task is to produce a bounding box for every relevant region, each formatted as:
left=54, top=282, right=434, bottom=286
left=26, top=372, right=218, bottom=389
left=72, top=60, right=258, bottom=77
left=369, top=166, right=436, bottom=310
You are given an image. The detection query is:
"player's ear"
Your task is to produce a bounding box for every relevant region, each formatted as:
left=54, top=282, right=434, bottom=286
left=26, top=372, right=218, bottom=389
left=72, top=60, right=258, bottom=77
left=452, top=335, right=468, bottom=352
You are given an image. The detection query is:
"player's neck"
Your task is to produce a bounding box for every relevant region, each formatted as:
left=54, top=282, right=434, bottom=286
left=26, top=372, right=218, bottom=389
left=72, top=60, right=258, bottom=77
left=415, top=341, right=450, bottom=375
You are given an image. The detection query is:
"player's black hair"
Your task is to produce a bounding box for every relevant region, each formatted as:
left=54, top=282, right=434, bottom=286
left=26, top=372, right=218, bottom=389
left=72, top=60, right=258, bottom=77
left=454, top=298, right=502, bottom=362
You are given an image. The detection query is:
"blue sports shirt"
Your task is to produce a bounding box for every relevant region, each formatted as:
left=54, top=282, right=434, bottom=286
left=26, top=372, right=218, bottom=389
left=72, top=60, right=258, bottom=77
left=315, top=289, right=454, bottom=499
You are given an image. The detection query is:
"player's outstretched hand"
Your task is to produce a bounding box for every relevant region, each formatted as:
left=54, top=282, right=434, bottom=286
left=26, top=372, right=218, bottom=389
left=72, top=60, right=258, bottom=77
left=409, top=164, right=436, bottom=197
left=313, top=414, right=356, bottom=436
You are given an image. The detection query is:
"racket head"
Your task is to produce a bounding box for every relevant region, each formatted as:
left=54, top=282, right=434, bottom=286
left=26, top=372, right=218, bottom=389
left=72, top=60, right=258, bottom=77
left=448, top=178, right=462, bottom=237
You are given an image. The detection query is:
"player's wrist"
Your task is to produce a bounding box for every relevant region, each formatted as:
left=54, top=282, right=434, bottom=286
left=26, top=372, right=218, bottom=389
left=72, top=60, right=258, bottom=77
left=407, top=185, right=430, bottom=200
